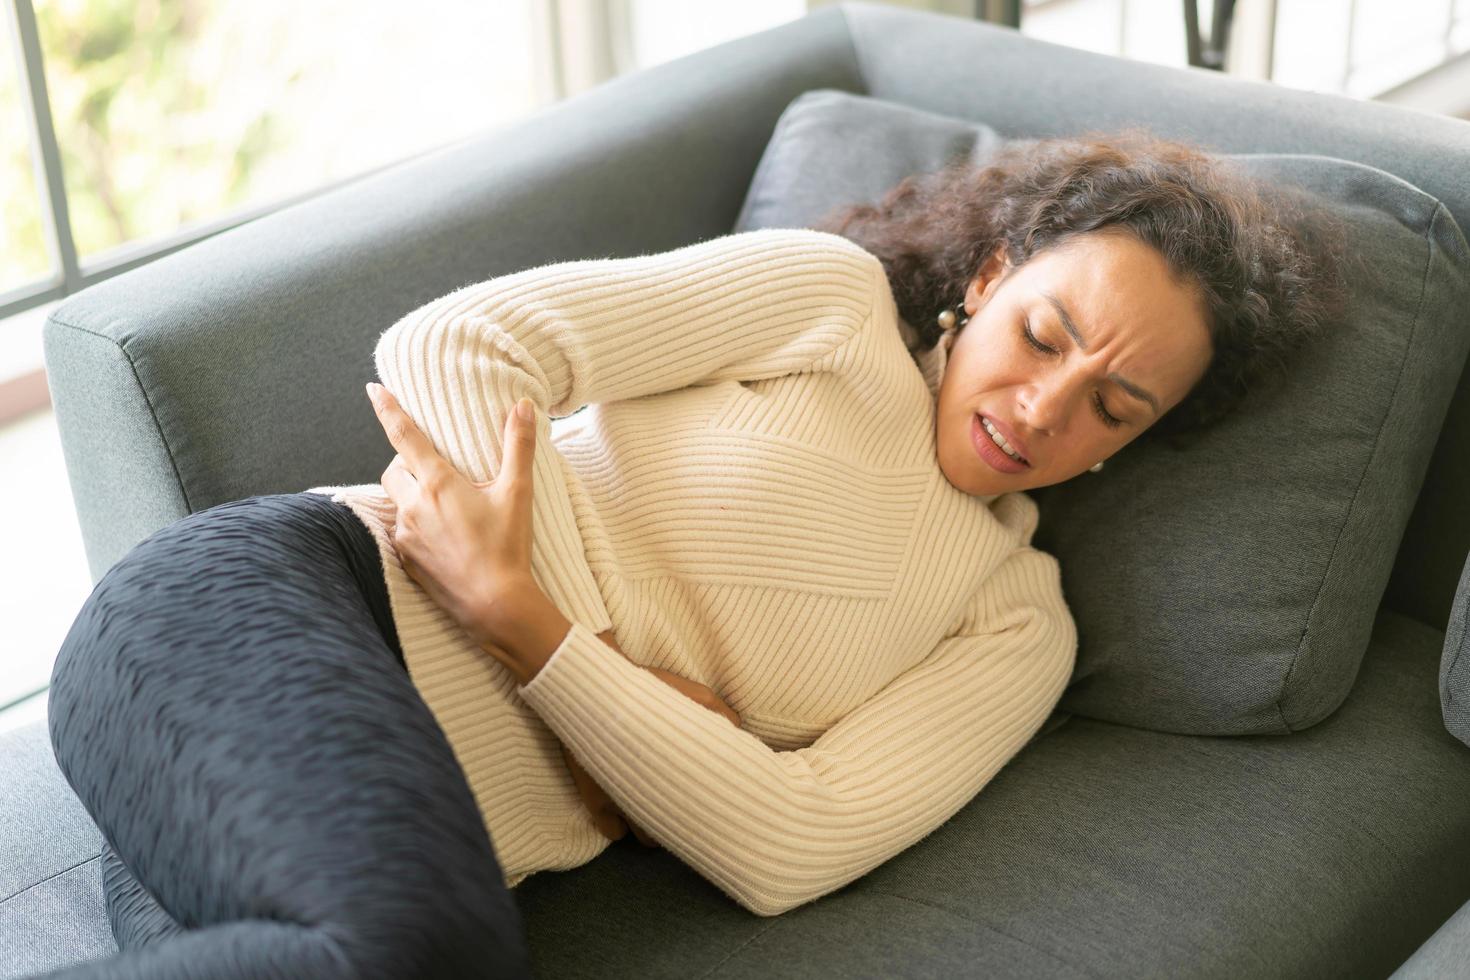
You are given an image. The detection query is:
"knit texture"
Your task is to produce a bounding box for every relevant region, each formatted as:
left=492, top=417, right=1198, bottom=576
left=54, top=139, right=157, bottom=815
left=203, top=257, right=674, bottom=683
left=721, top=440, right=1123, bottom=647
left=305, top=227, right=1078, bottom=917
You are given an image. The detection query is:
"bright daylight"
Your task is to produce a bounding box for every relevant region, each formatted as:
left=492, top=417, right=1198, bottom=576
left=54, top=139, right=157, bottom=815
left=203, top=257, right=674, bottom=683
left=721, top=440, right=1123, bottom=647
left=2, top=1, right=1469, bottom=977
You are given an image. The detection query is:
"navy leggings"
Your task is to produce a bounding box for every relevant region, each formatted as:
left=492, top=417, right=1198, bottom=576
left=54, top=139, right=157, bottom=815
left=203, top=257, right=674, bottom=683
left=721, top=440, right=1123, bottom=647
left=43, top=492, right=535, bottom=979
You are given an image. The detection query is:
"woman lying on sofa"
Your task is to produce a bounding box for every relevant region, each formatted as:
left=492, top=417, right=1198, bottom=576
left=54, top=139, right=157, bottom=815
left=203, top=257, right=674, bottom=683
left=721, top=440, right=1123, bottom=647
left=42, top=130, right=1349, bottom=980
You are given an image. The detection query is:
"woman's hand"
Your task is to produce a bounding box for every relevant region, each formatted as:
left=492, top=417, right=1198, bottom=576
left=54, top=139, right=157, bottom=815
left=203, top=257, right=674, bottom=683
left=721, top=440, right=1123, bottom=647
left=364, top=384, right=741, bottom=849
left=563, top=628, right=742, bottom=848
left=367, top=382, right=539, bottom=654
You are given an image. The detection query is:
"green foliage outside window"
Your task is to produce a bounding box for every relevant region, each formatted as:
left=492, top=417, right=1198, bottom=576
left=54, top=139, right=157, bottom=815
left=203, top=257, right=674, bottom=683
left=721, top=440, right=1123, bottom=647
left=32, top=0, right=286, bottom=262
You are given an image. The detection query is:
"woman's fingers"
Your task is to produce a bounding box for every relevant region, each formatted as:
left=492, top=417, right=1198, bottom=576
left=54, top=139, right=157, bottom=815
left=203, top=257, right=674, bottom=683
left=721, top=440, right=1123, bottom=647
left=713, top=699, right=743, bottom=730
left=499, top=398, right=537, bottom=496
left=367, top=383, right=451, bottom=491
left=379, top=454, right=417, bottom=512
left=561, top=743, right=626, bottom=842
left=641, top=665, right=743, bottom=730
left=560, top=640, right=737, bottom=851
left=490, top=397, right=539, bottom=567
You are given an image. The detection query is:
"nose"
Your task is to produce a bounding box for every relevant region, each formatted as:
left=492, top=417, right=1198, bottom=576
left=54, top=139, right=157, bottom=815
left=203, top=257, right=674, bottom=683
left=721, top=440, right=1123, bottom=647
left=1018, top=369, right=1082, bottom=436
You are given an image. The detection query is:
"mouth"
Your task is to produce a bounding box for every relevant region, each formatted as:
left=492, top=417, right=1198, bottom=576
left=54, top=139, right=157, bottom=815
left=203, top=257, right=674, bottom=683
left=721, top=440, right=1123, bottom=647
left=973, top=412, right=1030, bottom=471
left=980, top=413, right=1031, bottom=463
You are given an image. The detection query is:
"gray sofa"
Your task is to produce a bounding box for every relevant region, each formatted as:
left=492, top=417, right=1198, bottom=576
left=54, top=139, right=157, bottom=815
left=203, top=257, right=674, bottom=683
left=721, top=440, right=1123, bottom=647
left=4, top=3, right=1470, bottom=977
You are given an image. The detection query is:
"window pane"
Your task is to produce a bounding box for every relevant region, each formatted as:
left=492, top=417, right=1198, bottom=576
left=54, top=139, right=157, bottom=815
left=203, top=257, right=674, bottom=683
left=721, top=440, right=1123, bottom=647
left=1272, top=0, right=1352, bottom=93
left=33, top=0, right=536, bottom=264
left=627, top=0, right=806, bottom=69
left=1347, top=0, right=1455, bottom=96
left=1122, top=0, right=1190, bottom=68
left=1351, top=0, right=1451, bottom=69
left=0, top=24, right=52, bottom=294
left=1022, top=0, right=1125, bottom=58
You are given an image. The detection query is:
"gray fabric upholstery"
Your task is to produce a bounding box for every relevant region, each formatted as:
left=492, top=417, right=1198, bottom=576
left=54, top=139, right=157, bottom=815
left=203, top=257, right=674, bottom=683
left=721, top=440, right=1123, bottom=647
left=735, top=88, right=1470, bottom=737
left=1441, top=552, right=1470, bottom=748
left=0, top=722, right=113, bottom=979
left=734, top=91, right=1012, bottom=231
left=17, top=1, right=1470, bottom=976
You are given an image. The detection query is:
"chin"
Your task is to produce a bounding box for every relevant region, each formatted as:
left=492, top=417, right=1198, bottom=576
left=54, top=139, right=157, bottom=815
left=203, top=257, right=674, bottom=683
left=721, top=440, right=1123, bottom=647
left=977, top=474, right=1032, bottom=496
left=940, top=447, right=1018, bottom=497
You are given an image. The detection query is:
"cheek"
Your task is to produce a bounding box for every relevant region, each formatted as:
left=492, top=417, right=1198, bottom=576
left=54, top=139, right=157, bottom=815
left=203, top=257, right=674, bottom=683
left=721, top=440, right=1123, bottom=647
left=945, top=324, right=1035, bottom=414
left=960, top=333, right=1024, bottom=392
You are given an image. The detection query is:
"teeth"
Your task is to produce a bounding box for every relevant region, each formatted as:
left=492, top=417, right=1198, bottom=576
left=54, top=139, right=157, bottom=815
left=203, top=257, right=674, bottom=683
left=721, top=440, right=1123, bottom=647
left=982, top=418, right=1023, bottom=462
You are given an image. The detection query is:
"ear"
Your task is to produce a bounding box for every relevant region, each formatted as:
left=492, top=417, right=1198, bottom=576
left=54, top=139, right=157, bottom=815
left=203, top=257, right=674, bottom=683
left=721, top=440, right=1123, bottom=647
left=964, top=244, right=1013, bottom=315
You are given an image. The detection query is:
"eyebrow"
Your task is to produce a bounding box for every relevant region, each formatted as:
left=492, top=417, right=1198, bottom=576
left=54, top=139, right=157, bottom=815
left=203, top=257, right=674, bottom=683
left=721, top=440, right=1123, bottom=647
left=1041, top=290, right=1160, bottom=416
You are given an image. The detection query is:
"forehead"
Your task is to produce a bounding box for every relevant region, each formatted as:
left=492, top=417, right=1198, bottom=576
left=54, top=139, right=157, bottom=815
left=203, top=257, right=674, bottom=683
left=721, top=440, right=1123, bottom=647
left=1028, top=235, right=1205, bottom=338
left=1020, top=233, right=1212, bottom=402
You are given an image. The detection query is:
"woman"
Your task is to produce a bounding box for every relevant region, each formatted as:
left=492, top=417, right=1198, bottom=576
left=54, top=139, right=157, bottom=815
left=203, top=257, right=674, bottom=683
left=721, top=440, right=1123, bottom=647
left=43, top=130, right=1350, bottom=979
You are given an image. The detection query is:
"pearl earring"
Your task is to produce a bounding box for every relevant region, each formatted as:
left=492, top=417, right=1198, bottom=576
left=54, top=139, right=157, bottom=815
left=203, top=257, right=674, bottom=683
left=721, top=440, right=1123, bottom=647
left=935, top=302, right=970, bottom=333
left=1089, top=461, right=1104, bottom=472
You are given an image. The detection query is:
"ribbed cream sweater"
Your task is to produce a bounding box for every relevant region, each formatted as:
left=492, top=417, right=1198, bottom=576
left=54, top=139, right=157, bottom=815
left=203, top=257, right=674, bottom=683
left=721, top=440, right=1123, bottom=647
left=304, top=227, right=1077, bottom=917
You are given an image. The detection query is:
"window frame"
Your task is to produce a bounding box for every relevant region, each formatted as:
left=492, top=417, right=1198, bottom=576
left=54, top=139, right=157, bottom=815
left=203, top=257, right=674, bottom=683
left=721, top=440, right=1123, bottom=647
left=1, top=0, right=555, bottom=325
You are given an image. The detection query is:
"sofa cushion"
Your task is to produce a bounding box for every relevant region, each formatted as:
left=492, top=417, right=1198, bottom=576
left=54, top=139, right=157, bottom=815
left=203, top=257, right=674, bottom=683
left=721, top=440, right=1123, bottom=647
left=0, top=719, right=117, bottom=978
left=734, top=88, right=1470, bottom=736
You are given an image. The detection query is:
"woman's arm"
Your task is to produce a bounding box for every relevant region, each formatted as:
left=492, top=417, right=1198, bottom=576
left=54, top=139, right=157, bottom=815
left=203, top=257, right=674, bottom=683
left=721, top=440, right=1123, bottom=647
left=509, top=538, right=1077, bottom=917
left=567, top=627, right=742, bottom=847
left=370, top=229, right=882, bottom=640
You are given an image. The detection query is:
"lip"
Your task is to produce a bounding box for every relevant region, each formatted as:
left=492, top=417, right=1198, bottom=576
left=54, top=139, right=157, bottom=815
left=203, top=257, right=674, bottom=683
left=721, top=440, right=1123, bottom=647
left=979, top=413, right=1030, bottom=464
left=972, top=413, right=1029, bottom=473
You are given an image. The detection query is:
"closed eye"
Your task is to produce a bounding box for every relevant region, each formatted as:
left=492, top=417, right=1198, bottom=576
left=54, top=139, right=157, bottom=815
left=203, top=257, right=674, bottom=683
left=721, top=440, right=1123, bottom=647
left=1022, top=320, right=1125, bottom=429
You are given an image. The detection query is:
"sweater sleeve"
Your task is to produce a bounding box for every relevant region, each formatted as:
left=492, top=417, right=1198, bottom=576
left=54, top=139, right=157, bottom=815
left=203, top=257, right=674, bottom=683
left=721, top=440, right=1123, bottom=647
left=515, top=519, right=1079, bottom=917
left=371, top=227, right=880, bottom=634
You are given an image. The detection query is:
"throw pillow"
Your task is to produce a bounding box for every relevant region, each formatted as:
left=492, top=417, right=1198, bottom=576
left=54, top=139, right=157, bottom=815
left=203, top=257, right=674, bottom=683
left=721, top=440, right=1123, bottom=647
left=734, top=88, right=1470, bottom=736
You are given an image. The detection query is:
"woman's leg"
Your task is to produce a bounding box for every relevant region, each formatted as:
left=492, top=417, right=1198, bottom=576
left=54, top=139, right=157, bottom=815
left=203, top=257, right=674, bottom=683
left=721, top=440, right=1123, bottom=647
left=42, top=492, right=533, bottom=980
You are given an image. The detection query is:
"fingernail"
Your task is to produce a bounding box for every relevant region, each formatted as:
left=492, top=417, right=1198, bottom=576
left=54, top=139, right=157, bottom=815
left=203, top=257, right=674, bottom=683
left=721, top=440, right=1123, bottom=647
left=365, top=382, right=380, bottom=405
left=517, top=397, right=533, bottom=421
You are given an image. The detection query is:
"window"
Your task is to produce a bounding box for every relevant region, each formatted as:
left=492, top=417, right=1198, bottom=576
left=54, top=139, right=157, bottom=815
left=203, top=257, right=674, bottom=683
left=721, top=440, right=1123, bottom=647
left=1023, top=0, right=1194, bottom=66
left=32, top=0, right=538, bottom=268
left=0, top=0, right=540, bottom=338
left=1021, top=0, right=1469, bottom=101
left=1274, top=0, right=1468, bottom=98
left=627, top=0, right=806, bottom=68
left=0, top=16, right=49, bottom=299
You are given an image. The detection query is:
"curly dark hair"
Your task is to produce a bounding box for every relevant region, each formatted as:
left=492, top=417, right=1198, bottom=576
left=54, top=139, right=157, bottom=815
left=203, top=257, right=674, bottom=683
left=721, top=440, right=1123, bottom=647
left=808, top=127, right=1359, bottom=450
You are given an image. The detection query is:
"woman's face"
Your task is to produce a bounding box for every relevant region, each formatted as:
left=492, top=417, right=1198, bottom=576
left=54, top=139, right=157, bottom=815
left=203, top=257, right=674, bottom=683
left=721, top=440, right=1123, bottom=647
left=937, top=230, right=1214, bottom=497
